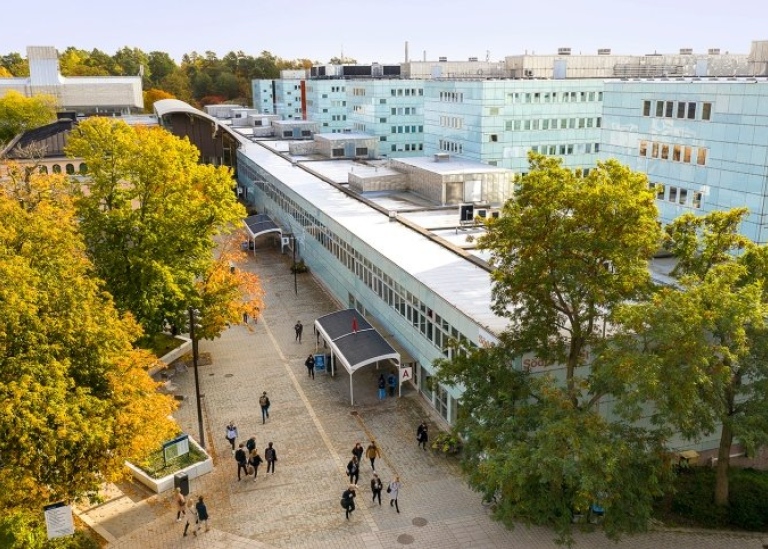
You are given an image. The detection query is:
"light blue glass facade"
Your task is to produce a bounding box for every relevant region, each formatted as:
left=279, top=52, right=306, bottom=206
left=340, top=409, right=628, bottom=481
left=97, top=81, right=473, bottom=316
left=252, top=80, right=274, bottom=114
left=600, top=79, right=768, bottom=244
left=253, top=79, right=303, bottom=119
left=305, top=80, right=348, bottom=133
left=345, top=80, right=426, bottom=157
left=424, top=80, right=604, bottom=173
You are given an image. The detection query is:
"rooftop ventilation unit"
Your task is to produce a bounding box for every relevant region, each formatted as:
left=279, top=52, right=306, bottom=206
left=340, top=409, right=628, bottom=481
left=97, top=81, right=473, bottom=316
left=680, top=48, right=693, bottom=55
left=597, top=48, right=611, bottom=55
left=557, top=47, right=572, bottom=56
left=434, top=152, right=450, bottom=162
left=438, top=56, right=448, bottom=62
left=468, top=56, right=479, bottom=62
left=708, top=48, right=721, bottom=55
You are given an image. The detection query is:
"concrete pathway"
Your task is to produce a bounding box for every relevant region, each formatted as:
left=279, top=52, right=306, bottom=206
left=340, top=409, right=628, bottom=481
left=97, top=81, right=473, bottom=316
left=81, top=246, right=765, bottom=549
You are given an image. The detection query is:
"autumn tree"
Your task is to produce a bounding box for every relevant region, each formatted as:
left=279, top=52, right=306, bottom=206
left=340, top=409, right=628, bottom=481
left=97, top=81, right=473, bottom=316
left=66, top=117, right=248, bottom=336
left=438, top=154, right=666, bottom=543
left=0, top=90, right=58, bottom=143
left=143, top=88, right=175, bottom=113
left=605, top=208, right=768, bottom=507
left=0, top=170, right=178, bottom=524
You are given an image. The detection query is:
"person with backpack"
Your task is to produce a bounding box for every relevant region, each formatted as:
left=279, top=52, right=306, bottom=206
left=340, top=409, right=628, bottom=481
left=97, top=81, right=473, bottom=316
left=294, top=320, right=303, bottom=342
left=265, top=441, right=277, bottom=474
left=249, top=448, right=263, bottom=482
left=346, top=456, right=360, bottom=485
left=259, top=392, right=271, bottom=424
left=352, top=441, right=364, bottom=463
left=194, top=495, right=210, bottom=534
left=417, top=421, right=429, bottom=451
left=365, top=440, right=381, bottom=471
left=235, top=442, right=249, bottom=481
left=305, top=354, right=315, bottom=379
left=246, top=436, right=256, bottom=453
left=341, top=484, right=357, bottom=519
left=225, top=421, right=238, bottom=453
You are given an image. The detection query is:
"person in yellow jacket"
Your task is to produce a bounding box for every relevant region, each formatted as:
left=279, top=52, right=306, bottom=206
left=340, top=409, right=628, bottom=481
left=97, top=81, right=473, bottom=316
left=365, top=440, right=381, bottom=471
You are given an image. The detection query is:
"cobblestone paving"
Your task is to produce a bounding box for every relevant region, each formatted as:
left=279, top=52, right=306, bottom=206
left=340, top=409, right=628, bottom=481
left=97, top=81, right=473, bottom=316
left=86, top=247, right=765, bottom=549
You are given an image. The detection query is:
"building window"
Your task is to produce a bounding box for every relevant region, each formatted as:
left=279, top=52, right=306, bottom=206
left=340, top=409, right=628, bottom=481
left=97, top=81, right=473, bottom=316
left=661, top=144, right=669, bottom=160
left=684, top=146, right=692, bottom=163
left=356, top=147, right=368, bottom=156
left=693, top=191, right=703, bottom=208
left=39, top=165, right=48, bottom=174
left=702, top=102, right=712, bottom=120
left=665, top=101, right=674, bottom=118
left=651, top=142, right=659, bottom=158
left=678, top=188, right=688, bottom=205
left=655, top=184, right=665, bottom=200
left=673, top=144, right=682, bottom=162
left=52, top=164, right=61, bottom=174
left=677, top=102, right=686, bottom=119
left=697, top=148, right=707, bottom=165
left=332, top=148, right=344, bottom=157
left=490, top=134, right=498, bottom=142
left=687, top=102, right=696, bottom=119
left=656, top=101, right=664, bottom=117
left=643, top=99, right=652, bottom=115
left=639, top=141, right=648, bottom=157
left=669, top=187, right=678, bottom=202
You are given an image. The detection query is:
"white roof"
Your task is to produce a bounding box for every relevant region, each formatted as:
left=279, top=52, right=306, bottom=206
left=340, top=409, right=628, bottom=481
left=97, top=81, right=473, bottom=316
left=393, top=156, right=511, bottom=176
left=241, top=142, right=506, bottom=335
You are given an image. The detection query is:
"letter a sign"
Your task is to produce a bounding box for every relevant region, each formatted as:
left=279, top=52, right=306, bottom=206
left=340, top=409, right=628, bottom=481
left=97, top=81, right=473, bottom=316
left=399, top=366, right=412, bottom=384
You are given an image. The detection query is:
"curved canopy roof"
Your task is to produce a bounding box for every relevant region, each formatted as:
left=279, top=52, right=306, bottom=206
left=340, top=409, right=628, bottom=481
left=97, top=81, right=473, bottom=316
left=243, top=213, right=282, bottom=240
left=314, top=309, right=400, bottom=375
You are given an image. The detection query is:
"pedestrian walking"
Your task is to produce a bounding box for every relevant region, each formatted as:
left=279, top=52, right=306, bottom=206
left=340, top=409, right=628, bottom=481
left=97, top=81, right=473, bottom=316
left=225, top=421, right=238, bottom=453
left=182, top=498, right=197, bottom=537
left=371, top=473, right=383, bottom=505
left=342, top=484, right=357, bottom=519
left=259, top=392, right=271, bottom=424
left=388, top=475, right=401, bottom=513
left=305, top=354, right=315, bottom=379
left=174, top=487, right=186, bottom=522
left=246, top=436, right=256, bottom=453
left=243, top=311, right=249, bottom=323
left=417, top=421, right=429, bottom=451
left=265, top=442, right=277, bottom=474
left=352, top=441, right=364, bottom=462
left=377, top=374, right=386, bottom=400
left=235, top=443, right=249, bottom=480
left=294, top=320, right=303, bottom=342
left=194, top=496, right=210, bottom=534
left=365, top=440, right=381, bottom=471
left=346, top=456, right=360, bottom=485
left=249, top=448, right=263, bottom=482
left=387, top=372, right=397, bottom=397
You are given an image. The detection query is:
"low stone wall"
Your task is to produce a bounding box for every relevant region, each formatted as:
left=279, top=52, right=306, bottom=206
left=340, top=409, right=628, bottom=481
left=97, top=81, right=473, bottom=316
left=126, top=436, right=213, bottom=494
left=148, top=336, right=192, bottom=377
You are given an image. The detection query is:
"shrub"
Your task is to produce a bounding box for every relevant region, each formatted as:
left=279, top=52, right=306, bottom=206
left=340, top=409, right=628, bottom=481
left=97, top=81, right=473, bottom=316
left=431, top=431, right=463, bottom=455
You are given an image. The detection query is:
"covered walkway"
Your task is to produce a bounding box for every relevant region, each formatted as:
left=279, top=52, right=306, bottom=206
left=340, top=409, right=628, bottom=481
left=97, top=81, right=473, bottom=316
left=314, top=308, right=400, bottom=404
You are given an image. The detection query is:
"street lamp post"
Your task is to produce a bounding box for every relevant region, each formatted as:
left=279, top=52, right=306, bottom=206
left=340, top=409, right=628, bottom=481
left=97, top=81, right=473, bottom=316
left=293, top=237, right=298, bottom=296
left=188, top=307, right=206, bottom=449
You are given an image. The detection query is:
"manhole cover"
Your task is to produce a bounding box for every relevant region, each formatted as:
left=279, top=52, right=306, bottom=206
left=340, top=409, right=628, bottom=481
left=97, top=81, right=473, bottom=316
left=224, top=374, right=234, bottom=378
left=396, top=534, right=414, bottom=545
left=412, top=517, right=428, bottom=527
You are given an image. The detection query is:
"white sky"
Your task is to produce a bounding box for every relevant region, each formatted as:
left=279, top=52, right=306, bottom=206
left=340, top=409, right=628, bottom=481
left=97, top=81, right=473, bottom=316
left=4, top=0, right=766, bottom=64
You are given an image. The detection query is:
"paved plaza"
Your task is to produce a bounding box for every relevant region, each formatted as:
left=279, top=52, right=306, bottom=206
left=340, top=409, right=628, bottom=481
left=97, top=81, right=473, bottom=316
left=81, top=247, right=765, bottom=549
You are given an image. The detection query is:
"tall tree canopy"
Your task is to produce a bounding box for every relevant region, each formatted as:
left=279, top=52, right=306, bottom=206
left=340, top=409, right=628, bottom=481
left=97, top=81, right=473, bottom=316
left=439, top=154, right=666, bottom=543
left=0, top=90, right=57, bottom=143
left=66, top=118, right=249, bottom=335
left=0, top=165, right=178, bottom=517
left=605, top=208, right=768, bottom=507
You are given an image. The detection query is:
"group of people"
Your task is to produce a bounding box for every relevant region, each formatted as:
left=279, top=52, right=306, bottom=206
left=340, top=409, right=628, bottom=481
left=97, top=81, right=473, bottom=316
left=342, top=439, right=401, bottom=519
left=232, top=430, right=278, bottom=481
left=174, top=489, right=209, bottom=537
left=377, top=372, right=398, bottom=400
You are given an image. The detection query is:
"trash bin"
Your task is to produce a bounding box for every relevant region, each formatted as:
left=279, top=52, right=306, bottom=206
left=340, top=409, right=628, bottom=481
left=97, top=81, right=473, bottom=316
left=314, top=354, right=326, bottom=372
left=174, top=472, right=189, bottom=496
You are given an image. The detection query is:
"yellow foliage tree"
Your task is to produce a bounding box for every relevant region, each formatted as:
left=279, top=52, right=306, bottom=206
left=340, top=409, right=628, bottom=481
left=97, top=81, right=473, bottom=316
left=143, top=88, right=176, bottom=113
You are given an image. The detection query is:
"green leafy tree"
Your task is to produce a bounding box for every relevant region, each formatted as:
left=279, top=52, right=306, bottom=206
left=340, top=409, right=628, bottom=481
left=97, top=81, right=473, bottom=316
left=0, top=168, right=178, bottom=521
left=438, top=154, right=665, bottom=543
left=146, top=51, right=178, bottom=87
left=0, top=90, right=58, bottom=143
left=0, top=52, right=28, bottom=76
left=66, top=117, right=246, bottom=335
left=606, top=208, right=768, bottom=507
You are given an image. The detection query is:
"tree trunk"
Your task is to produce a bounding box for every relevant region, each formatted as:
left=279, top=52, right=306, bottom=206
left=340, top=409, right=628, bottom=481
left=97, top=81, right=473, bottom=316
left=714, top=421, right=733, bottom=506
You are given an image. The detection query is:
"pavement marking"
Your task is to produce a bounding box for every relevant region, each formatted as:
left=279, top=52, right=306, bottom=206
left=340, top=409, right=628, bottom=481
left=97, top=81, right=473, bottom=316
left=262, top=316, right=380, bottom=533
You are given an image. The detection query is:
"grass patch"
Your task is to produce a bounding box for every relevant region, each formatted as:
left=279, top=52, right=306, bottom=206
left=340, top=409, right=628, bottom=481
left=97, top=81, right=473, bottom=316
left=135, top=440, right=209, bottom=479
left=655, top=467, right=768, bottom=531
left=136, top=332, right=184, bottom=358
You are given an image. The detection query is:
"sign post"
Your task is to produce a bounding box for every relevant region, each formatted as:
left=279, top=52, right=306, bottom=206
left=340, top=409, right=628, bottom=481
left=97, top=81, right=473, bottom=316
left=399, top=365, right=412, bottom=397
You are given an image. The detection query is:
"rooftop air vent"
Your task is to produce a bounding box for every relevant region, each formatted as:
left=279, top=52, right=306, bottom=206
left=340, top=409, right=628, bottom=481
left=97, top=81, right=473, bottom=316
left=597, top=48, right=611, bottom=56
left=680, top=48, right=693, bottom=55
left=557, top=47, right=572, bottom=56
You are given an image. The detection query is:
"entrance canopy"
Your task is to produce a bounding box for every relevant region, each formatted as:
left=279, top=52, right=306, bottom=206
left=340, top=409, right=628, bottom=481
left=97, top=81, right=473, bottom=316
left=314, top=309, right=400, bottom=404
left=243, top=214, right=282, bottom=252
